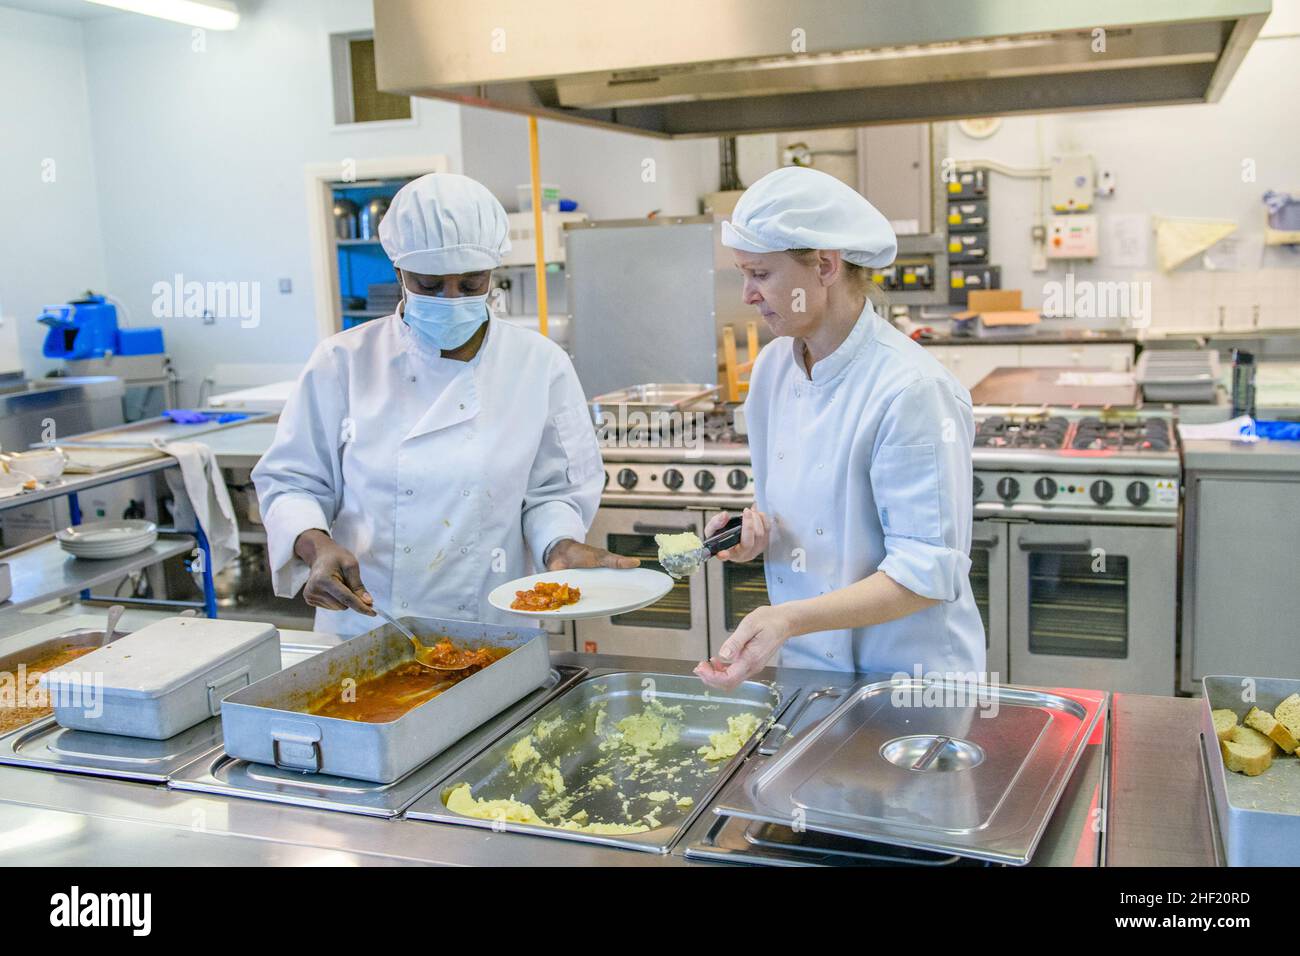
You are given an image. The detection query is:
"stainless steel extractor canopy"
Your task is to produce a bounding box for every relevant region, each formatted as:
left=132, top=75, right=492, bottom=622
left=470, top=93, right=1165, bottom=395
left=373, top=0, right=1270, bottom=138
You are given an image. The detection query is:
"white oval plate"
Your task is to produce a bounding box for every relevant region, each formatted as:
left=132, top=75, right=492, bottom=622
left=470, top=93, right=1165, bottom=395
left=62, top=532, right=158, bottom=560
left=56, top=519, right=157, bottom=545
left=488, top=567, right=674, bottom=620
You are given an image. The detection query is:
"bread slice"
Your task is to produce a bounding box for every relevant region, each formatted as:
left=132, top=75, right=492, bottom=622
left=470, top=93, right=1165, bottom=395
left=1274, top=693, right=1300, bottom=748
left=1212, top=708, right=1238, bottom=742
left=1245, top=706, right=1299, bottom=754
left=1220, top=724, right=1277, bottom=776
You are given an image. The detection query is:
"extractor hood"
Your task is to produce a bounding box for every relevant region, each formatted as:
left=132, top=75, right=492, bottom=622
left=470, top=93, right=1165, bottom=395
left=373, top=0, right=1270, bottom=138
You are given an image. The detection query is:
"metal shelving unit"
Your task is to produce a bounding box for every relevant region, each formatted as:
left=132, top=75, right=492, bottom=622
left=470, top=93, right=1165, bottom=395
left=0, top=457, right=218, bottom=618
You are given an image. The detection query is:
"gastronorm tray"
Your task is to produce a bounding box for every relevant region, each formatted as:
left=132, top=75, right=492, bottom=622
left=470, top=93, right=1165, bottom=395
left=44, top=617, right=281, bottom=739
left=0, top=643, right=327, bottom=782
left=169, top=665, right=586, bottom=818
left=219, top=616, right=550, bottom=784
left=1200, top=675, right=1300, bottom=867
left=406, top=670, right=785, bottom=854
left=0, top=622, right=124, bottom=741
left=712, top=678, right=1105, bottom=865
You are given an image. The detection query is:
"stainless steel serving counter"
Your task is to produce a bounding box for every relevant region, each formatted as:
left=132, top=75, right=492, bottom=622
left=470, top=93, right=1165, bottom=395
left=0, top=643, right=1215, bottom=867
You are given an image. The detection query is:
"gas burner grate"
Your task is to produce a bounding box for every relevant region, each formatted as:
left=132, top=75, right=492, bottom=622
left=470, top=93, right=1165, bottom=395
left=1071, top=417, right=1171, bottom=452
left=974, top=415, right=1070, bottom=450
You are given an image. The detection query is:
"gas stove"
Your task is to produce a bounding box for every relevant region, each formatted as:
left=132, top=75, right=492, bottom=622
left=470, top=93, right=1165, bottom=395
left=971, top=406, right=1180, bottom=524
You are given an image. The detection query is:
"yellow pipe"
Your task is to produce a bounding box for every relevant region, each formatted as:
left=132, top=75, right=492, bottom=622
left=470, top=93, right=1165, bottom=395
left=527, top=116, right=549, bottom=338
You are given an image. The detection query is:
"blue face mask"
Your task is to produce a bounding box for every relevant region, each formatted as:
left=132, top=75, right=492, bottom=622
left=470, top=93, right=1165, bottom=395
left=401, top=288, right=489, bottom=350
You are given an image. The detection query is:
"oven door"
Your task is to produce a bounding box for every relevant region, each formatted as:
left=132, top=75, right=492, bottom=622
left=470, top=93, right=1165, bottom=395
left=703, top=510, right=769, bottom=659
left=971, top=519, right=1009, bottom=682
left=1008, top=522, right=1175, bottom=694
left=573, top=507, right=709, bottom=660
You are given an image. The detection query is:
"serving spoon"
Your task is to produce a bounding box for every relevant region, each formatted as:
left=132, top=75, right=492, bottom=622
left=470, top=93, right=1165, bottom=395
left=370, top=605, right=475, bottom=672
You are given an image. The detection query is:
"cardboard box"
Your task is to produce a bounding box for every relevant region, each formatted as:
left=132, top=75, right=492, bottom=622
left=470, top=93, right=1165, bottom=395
left=954, top=289, right=1041, bottom=327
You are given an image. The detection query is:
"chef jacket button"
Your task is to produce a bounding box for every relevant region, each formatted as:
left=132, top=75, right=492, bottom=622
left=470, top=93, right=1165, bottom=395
left=777, top=577, right=784, bottom=584
left=462, top=489, right=470, bottom=497
left=459, top=546, right=468, bottom=554
left=404, top=546, right=411, bottom=553
left=405, top=489, right=414, bottom=496
left=409, top=376, right=417, bottom=383
left=457, top=604, right=466, bottom=611
left=459, top=403, right=465, bottom=410
left=826, top=651, right=834, bottom=659
left=777, top=452, right=784, bottom=460
left=816, top=528, right=823, bottom=535
left=401, top=601, right=408, bottom=609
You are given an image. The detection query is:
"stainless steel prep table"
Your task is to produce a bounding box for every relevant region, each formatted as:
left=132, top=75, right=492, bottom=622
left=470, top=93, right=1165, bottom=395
left=0, top=652, right=1209, bottom=867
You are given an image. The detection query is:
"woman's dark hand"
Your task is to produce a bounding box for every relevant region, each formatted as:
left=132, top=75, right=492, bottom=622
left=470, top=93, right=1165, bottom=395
left=295, top=529, right=375, bottom=615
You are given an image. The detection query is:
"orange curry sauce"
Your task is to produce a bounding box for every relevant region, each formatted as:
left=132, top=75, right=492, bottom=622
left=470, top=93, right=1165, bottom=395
left=306, top=640, right=511, bottom=723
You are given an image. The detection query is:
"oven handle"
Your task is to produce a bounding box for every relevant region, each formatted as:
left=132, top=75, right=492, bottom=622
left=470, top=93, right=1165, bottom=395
left=1017, top=536, right=1093, bottom=552
left=971, top=531, right=1000, bottom=548
left=632, top=522, right=698, bottom=535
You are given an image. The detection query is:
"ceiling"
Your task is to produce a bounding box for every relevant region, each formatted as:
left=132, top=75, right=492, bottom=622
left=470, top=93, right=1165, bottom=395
left=0, top=0, right=119, bottom=19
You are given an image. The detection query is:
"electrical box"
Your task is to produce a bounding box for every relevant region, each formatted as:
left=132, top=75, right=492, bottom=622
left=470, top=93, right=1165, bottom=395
left=1051, top=154, right=1096, bottom=212
left=1047, top=214, right=1099, bottom=258
left=500, top=211, right=588, bottom=266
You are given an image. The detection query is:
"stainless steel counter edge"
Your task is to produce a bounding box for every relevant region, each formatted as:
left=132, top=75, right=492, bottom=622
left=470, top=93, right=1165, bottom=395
left=0, top=653, right=1210, bottom=867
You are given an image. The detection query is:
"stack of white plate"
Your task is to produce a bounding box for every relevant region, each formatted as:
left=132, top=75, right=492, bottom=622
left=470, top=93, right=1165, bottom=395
left=57, top=520, right=158, bottom=560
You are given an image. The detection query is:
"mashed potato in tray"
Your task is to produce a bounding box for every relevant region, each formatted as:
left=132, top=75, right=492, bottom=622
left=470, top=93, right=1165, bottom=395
left=601, top=699, right=685, bottom=756
left=697, top=712, right=764, bottom=761
left=444, top=784, right=649, bottom=835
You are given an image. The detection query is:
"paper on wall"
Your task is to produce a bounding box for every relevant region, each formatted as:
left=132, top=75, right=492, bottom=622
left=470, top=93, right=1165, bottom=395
left=1106, top=213, right=1149, bottom=268
left=1154, top=217, right=1237, bottom=272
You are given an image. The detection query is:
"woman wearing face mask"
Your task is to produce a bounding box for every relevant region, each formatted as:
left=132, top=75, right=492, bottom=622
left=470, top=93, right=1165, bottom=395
left=694, top=166, right=985, bottom=689
left=252, top=173, right=634, bottom=637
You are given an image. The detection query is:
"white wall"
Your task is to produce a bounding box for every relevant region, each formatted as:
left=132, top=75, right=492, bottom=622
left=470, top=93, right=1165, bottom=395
left=942, top=25, right=1300, bottom=325
left=76, top=0, right=463, bottom=403
left=0, top=6, right=109, bottom=378
left=460, top=106, right=719, bottom=220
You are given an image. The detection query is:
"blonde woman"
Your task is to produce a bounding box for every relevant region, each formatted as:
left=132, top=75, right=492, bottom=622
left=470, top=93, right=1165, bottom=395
left=696, top=166, right=985, bottom=689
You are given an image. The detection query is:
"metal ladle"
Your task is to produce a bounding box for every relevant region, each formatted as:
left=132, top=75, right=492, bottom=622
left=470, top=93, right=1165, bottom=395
left=658, top=516, right=745, bottom=579
left=371, top=605, right=474, bottom=673
left=103, top=604, right=125, bottom=646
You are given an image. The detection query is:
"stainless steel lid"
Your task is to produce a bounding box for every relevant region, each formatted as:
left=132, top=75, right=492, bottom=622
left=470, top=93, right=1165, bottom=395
left=712, top=678, right=1106, bottom=865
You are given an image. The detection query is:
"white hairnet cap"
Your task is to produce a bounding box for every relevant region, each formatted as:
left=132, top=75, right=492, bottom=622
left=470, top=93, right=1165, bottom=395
left=721, top=166, right=897, bottom=268
left=379, top=173, right=511, bottom=275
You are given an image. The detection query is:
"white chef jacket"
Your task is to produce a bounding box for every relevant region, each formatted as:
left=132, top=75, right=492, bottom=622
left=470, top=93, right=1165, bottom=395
left=745, top=300, right=987, bottom=679
left=251, top=314, right=603, bottom=637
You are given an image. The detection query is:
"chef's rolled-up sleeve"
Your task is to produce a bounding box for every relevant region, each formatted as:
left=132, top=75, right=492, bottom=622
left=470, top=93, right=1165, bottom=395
left=521, top=351, right=604, bottom=570
left=251, top=344, right=346, bottom=598
left=869, top=376, right=975, bottom=602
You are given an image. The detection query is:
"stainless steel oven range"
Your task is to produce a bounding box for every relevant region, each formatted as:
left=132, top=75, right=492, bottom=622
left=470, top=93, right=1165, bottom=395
left=972, top=406, right=1180, bottom=695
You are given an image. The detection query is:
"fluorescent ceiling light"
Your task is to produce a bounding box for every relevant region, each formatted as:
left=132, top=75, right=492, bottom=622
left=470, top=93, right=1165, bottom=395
left=84, top=0, right=240, bottom=30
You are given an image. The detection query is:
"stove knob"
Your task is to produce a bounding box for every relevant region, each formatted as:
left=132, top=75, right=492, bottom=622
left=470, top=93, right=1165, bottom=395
left=1090, top=480, right=1114, bottom=505
left=1034, top=477, right=1057, bottom=500
left=616, top=468, right=638, bottom=490
left=1126, top=481, right=1151, bottom=507
left=662, top=468, right=684, bottom=490
left=726, top=468, right=749, bottom=491
left=694, top=470, right=716, bottom=492
left=996, top=477, right=1019, bottom=501
left=973, top=476, right=984, bottom=500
